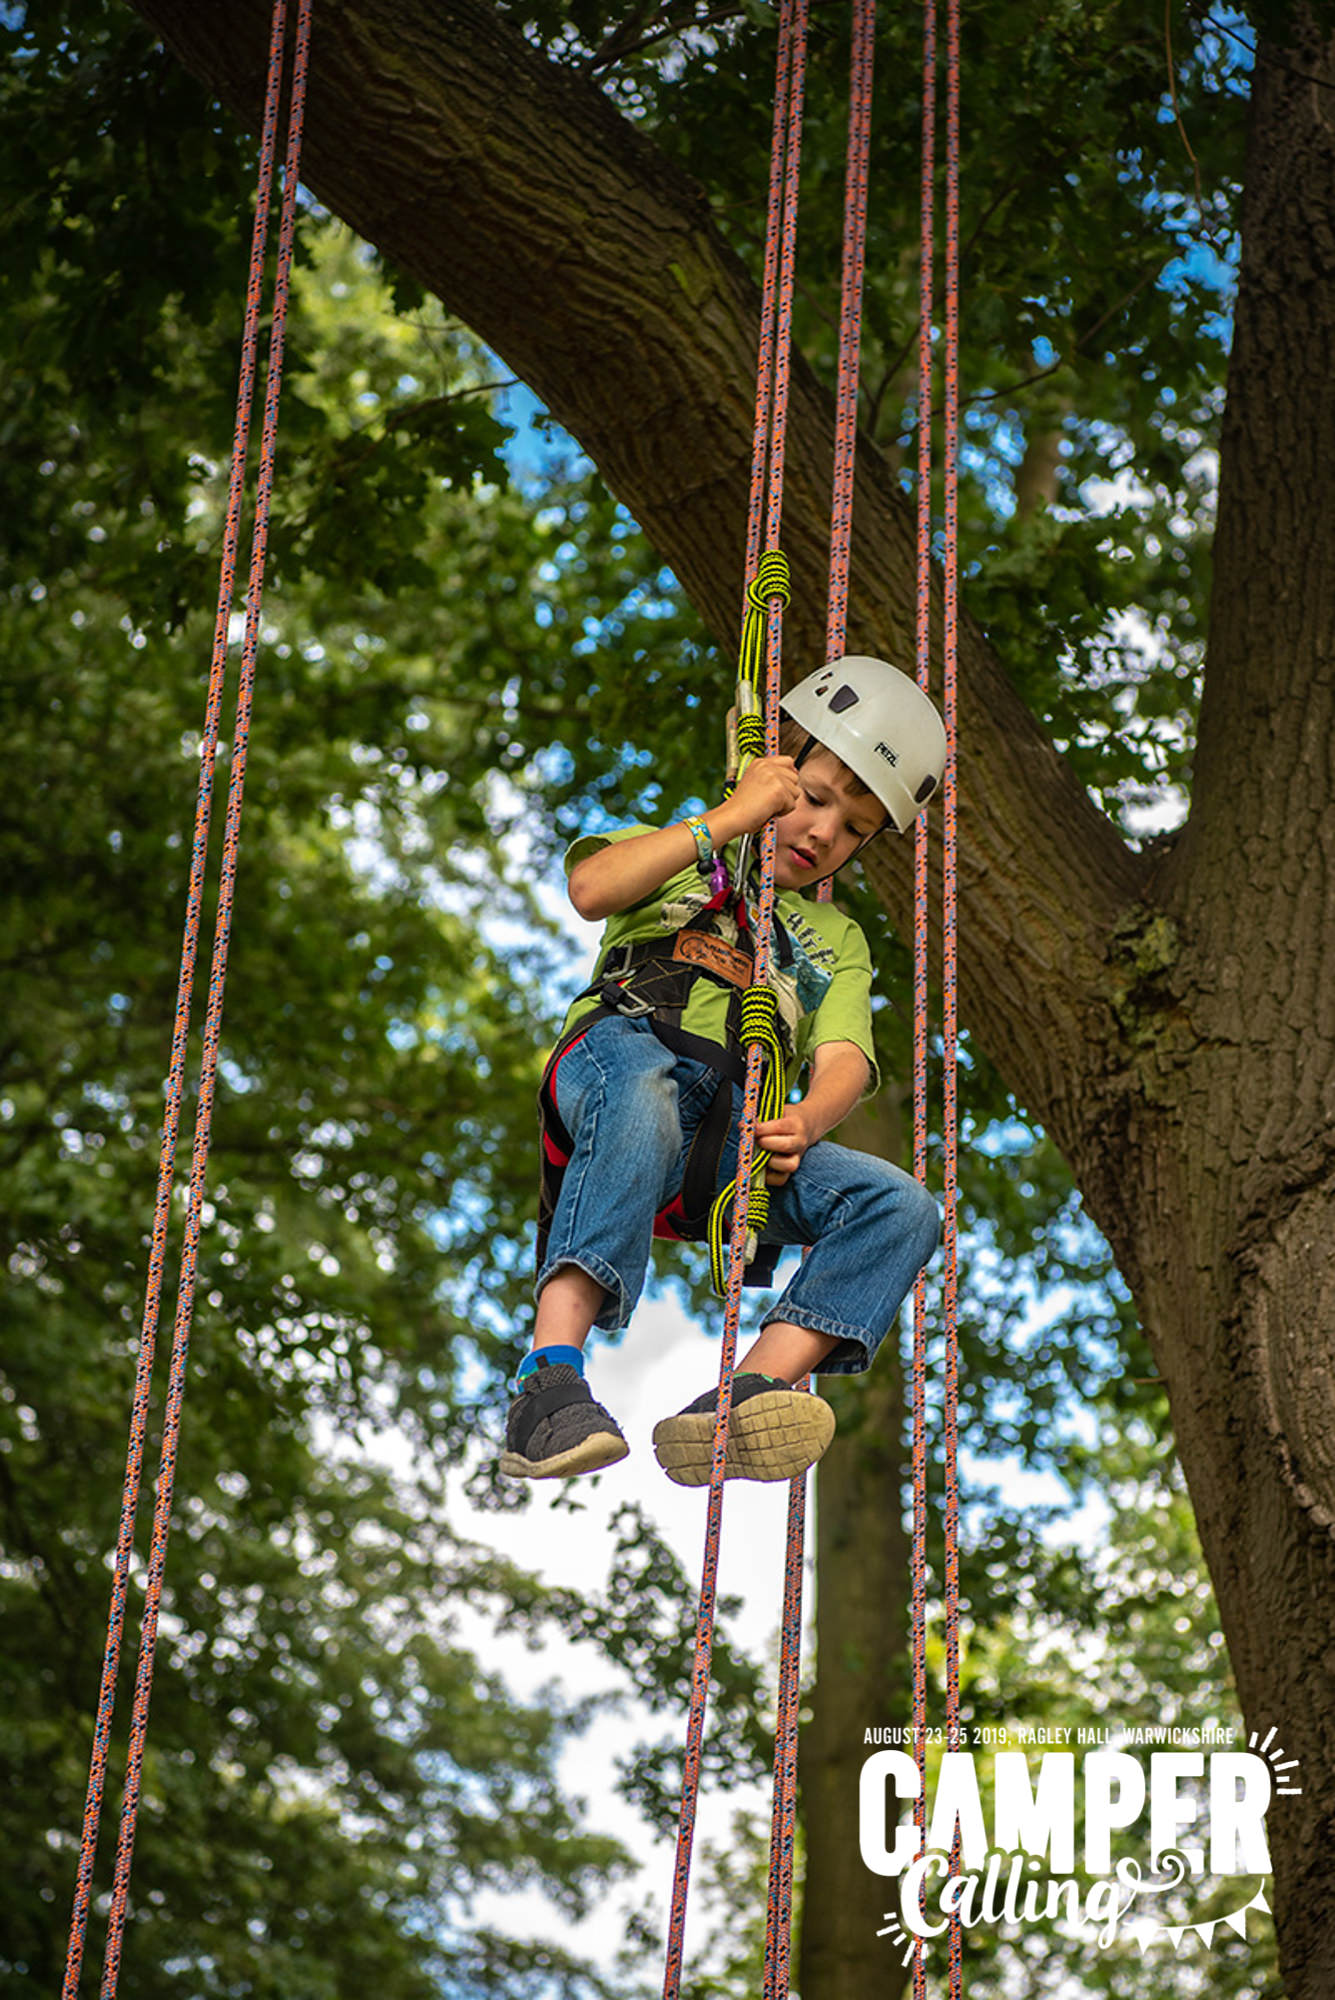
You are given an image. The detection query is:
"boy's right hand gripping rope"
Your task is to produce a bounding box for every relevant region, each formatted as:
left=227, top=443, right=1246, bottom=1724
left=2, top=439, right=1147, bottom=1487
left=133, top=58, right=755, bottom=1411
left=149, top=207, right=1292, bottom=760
left=706, top=985, right=787, bottom=1295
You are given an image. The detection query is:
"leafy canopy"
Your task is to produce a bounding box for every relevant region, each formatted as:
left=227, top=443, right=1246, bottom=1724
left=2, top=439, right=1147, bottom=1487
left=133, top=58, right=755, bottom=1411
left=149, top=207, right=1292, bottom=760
left=1, top=0, right=1262, bottom=1990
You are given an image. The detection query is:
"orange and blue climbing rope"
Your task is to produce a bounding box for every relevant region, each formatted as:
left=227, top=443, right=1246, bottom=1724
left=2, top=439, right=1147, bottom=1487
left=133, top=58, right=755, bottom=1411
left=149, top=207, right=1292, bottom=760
left=911, top=0, right=937, bottom=1991
left=912, top=0, right=963, bottom=1993
left=742, top=0, right=806, bottom=593
left=662, top=0, right=807, bottom=1990
left=61, top=4, right=312, bottom=1993
left=763, top=1, right=877, bottom=1992
left=942, top=1, right=963, bottom=1995
left=823, top=0, right=876, bottom=671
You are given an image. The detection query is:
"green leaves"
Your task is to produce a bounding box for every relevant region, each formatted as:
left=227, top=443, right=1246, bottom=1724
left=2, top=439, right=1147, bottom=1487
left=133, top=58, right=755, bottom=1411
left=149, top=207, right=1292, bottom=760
left=0, top=38, right=636, bottom=1979
left=3, top=4, right=1270, bottom=1989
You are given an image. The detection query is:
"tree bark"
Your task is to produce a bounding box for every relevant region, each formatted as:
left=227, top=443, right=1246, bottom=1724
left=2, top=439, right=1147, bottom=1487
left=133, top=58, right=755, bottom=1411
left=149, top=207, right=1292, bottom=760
left=800, top=1364, right=912, bottom=1998
left=801, top=1091, right=913, bottom=1998
left=1013, top=408, right=1068, bottom=517
left=1116, top=16, right=1335, bottom=1991
left=126, top=2, right=1335, bottom=1991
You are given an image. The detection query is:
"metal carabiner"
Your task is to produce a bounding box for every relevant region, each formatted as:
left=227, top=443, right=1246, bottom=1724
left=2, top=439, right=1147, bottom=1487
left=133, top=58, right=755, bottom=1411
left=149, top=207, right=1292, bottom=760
left=598, top=977, right=656, bottom=1020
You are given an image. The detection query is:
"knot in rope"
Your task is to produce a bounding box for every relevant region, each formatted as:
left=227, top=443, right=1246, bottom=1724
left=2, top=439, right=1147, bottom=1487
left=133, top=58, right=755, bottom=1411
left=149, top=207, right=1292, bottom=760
left=735, top=549, right=793, bottom=757
left=704, top=985, right=788, bottom=1296
left=740, top=983, right=781, bottom=1047
left=747, top=548, right=792, bottom=610
left=735, top=709, right=768, bottom=760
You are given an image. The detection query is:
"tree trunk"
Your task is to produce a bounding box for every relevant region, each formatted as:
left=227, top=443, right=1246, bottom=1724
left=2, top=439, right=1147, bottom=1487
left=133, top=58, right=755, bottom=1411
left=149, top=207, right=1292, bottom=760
left=800, top=1365, right=912, bottom=1998
left=1013, top=405, right=1068, bottom=517
left=801, top=1094, right=913, bottom=2000
left=1111, top=14, right=1335, bottom=1990
left=126, top=3, right=1335, bottom=1990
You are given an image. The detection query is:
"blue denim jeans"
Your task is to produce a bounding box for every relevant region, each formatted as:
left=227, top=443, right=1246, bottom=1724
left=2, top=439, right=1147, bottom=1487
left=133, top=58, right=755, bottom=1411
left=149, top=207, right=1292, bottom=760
left=536, top=1013, right=939, bottom=1374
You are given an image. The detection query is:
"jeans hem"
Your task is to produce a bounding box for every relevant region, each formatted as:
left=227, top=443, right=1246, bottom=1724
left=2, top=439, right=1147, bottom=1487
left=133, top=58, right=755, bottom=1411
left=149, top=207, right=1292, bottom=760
left=535, top=1251, right=633, bottom=1334
left=760, top=1301, right=875, bottom=1376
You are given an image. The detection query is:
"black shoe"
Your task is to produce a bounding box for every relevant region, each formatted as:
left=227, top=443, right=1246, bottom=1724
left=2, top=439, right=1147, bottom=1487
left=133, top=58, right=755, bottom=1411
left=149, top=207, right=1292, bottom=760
left=499, top=1359, right=629, bottom=1480
left=652, top=1373, right=835, bottom=1487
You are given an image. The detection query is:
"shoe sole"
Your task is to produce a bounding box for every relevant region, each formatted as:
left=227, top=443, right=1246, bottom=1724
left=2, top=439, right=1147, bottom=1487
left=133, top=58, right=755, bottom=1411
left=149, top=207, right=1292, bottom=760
left=498, top=1431, right=630, bottom=1480
left=652, top=1390, right=835, bottom=1487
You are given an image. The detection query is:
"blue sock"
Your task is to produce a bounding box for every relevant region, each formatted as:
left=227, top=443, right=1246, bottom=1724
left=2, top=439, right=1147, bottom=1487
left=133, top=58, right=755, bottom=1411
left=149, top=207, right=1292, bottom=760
left=517, top=1345, right=586, bottom=1383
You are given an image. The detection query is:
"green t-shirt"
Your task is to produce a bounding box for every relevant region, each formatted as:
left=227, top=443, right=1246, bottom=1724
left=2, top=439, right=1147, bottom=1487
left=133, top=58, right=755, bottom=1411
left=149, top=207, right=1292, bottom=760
left=560, top=825, right=880, bottom=1097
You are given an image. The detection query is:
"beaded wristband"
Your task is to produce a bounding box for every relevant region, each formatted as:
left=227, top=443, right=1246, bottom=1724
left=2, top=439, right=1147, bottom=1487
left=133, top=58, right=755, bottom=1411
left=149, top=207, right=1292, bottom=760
left=684, top=815, right=714, bottom=872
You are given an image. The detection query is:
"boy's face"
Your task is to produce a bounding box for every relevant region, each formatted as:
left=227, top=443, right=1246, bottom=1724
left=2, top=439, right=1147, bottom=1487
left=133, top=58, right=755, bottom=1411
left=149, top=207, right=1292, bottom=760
left=771, top=748, right=887, bottom=890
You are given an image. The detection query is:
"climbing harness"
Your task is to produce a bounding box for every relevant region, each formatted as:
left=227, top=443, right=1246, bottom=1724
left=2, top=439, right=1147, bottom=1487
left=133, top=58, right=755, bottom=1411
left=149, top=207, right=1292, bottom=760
left=535, top=899, right=794, bottom=1292
left=61, top=4, right=312, bottom=1994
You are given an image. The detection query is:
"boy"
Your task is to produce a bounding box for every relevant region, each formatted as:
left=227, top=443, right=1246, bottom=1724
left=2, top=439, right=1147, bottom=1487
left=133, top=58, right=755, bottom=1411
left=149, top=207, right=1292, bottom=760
left=501, top=655, right=945, bottom=1487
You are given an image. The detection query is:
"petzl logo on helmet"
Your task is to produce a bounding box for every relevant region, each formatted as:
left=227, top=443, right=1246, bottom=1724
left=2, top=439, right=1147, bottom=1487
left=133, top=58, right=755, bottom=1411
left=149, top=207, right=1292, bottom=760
left=875, top=739, right=900, bottom=766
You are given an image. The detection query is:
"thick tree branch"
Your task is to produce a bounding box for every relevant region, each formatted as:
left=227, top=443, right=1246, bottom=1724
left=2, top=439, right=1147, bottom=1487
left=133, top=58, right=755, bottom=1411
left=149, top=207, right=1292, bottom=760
left=128, top=0, right=1146, bottom=1152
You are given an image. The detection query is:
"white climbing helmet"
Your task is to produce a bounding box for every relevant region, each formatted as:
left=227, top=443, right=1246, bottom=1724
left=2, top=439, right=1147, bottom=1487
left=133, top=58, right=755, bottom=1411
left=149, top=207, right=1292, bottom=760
left=780, top=655, right=946, bottom=833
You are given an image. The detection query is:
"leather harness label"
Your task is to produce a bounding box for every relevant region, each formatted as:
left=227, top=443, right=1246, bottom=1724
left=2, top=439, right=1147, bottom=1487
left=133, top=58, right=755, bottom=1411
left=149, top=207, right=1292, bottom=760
left=672, top=929, right=753, bottom=988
